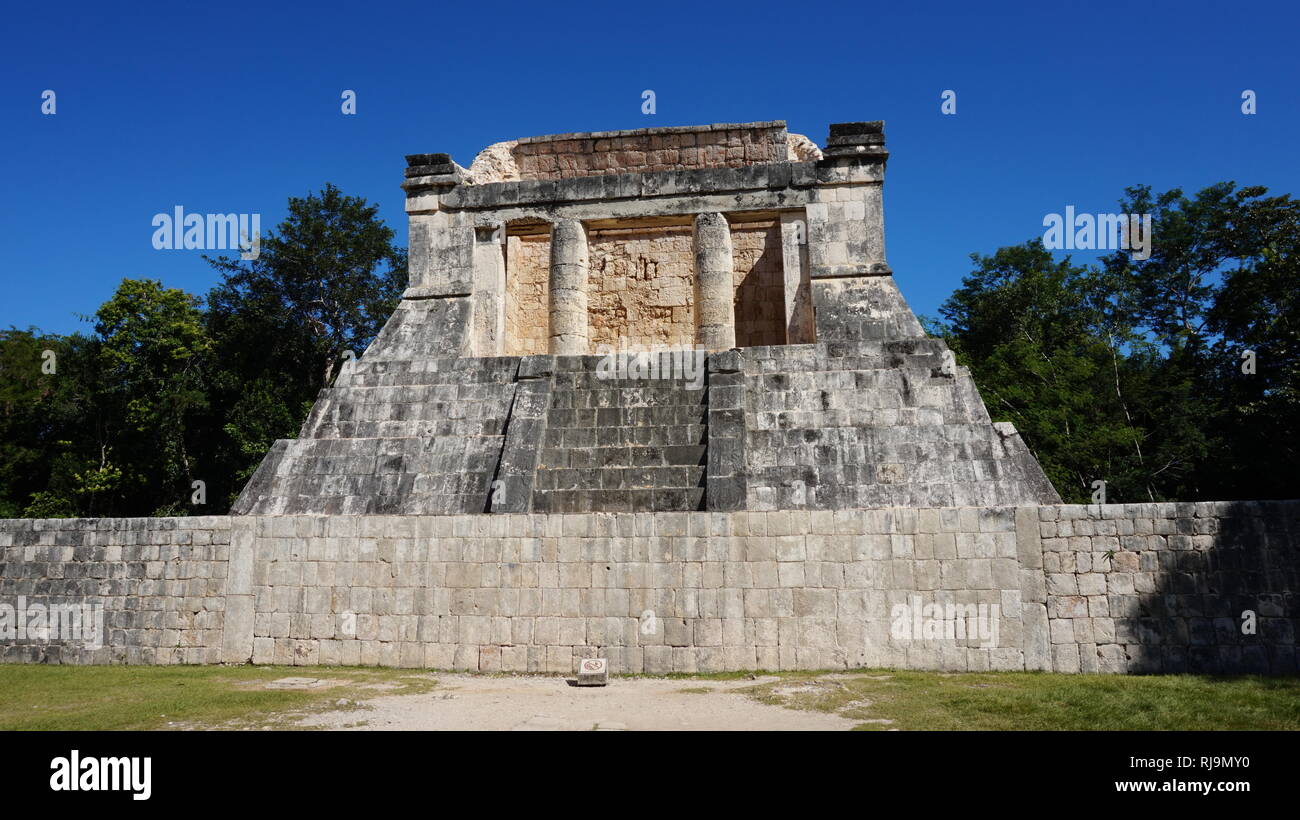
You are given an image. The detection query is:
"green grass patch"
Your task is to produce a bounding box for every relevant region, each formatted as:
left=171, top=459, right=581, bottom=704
left=742, top=670, right=1300, bottom=730
left=0, top=665, right=437, bottom=731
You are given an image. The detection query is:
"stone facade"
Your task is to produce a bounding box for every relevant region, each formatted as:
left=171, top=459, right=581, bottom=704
left=3, top=503, right=1296, bottom=674
left=1033, top=502, right=1300, bottom=674
left=587, top=224, right=697, bottom=349
left=0, top=517, right=232, bottom=664
left=471, top=122, right=798, bottom=183
left=242, top=509, right=1024, bottom=673
left=233, top=119, right=1061, bottom=517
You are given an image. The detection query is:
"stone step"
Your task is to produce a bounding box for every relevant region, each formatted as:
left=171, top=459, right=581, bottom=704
left=553, top=371, right=707, bottom=390
left=547, top=404, right=707, bottom=429
left=540, top=444, right=707, bottom=470
left=542, top=423, right=707, bottom=450
left=318, top=383, right=515, bottom=404
left=532, top=487, right=705, bottom=513
left=305, top=420, right=507, bottom=439
left=531, top=356, right=711, bottom=513
left=547, top=388, right=707, bottom=410
left=534, top=465, right=705, bottom=490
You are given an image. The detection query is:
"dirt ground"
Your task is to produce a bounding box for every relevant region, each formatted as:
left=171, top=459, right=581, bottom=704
left=296, top=673, right=858, bottom=731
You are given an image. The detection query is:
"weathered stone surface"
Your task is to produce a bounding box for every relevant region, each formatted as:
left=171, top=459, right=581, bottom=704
left=2, top=502, right=1296, bottom=674
left=548, top=219, right=589, bottom=356
left=1037, top=501, right=1300, bottom=674
left=0, top=517, right=232, bottom=666
left=692, top=212, right=736, bottom=351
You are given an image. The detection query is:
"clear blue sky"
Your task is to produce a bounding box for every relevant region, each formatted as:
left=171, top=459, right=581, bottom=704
left=3, top=0, right=1296, bottom=335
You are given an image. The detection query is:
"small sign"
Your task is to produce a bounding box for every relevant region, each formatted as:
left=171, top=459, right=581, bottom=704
left=576, top=657, right=609, bottom=686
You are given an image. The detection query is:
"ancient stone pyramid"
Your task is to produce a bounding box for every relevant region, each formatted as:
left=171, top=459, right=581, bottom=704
left=233, top=120, right=1060, bottom=517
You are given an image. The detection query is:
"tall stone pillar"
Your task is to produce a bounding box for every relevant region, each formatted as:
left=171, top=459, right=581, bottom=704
left=693, top=212, right=736, bottom=351
left=861, top=181, right=889, bottom=274
left=470, top=224, right=506, bottom=357
left=779, top=212, right=815, bottom=344
left=548, top=219, right=589, bottom=355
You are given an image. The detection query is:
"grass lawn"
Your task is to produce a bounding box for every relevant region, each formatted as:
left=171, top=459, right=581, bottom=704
left=741, top=670, right=1300, bottom=730
left=0, top=665, right=1296, bottom=730
left=0, top=665, right=437, bottom=731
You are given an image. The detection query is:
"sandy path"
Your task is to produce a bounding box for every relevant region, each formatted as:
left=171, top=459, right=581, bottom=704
left=297, top=674, right=857, bottom=731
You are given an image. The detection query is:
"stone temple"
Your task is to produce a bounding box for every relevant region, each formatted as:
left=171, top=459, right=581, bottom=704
left=6, top=121, right=1295, bottom=677
left=234, top=120, right=1060, bottom=518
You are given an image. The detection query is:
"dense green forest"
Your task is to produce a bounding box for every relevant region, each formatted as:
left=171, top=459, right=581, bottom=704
left=0, top=181, right=1295, bottom=516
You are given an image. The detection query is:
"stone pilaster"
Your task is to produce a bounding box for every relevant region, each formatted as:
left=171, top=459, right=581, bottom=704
left=805, top=122, right=890, bottom=281
left=1016, top=505, right=1051, bottom=671
left=693, top=212, right=736, bottom=351
left=392, top=153, right=475, bottom=360
left=470, top=224, right=506, bottom=357
left=402, top=152, right=469, bottom=295
left=220, top=517, right=256, bottom=664
left=779, top=212, right=814, bottom=344
left=548, top=219, right=589, bottom=355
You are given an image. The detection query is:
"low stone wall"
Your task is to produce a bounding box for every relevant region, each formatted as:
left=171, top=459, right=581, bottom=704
left=0, top=517, right=232, bottom=664
left=244, top=509, right=1024, bottom=674
left=1, top=503, right=1296, bottom=674
left=1035, top=501, right=1300, bottom=674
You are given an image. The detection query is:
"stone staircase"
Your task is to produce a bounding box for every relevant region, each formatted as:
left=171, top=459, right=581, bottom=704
left=233, top=340, right=1059, bottom=517
left=530, top=356, right=709, bottom=513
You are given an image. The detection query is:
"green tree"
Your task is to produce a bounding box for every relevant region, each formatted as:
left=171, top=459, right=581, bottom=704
left=204, top=183, right=405, bottom=505
left=1101, top=183, right=1300, bottom=499
left=94, top=278, right=213, bottom=514
left=0, top=329, right=110, bottom=517
left=935, top=182, right=1300, bottom=503
left=1199, top=190, right=1300, bottom=498
left=0, top=329, right=68, bottom=516
left=0, top=183, right=406, bottom=518
left=933, top=241, right=1147, bottom=502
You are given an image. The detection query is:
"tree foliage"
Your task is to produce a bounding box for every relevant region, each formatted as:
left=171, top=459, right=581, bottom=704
left=0, top=185, right=404, bottom=517
left=204, top=183, right=405, bottom=502
left=931, top=182, right=1300, bottom=502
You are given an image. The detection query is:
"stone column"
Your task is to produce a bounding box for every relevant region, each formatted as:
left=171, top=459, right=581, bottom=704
left=548, top=219, right=589, bottom=355
left=693, top=212, right=736, bottom=351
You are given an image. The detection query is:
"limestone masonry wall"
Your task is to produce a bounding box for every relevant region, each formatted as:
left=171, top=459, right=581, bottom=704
left=0, top=517, right=232, bottom=664
left=245, top=509, right=1023, bottom=673
left=511, top=123, right=790, bottom=181
left=1034, top=502, right=1300, bottom=674
left=504, top=234, right=550, bottom=357
left=3, top=502, right=1295, bottom=674
left=587, top=225, right=697, bottom=350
